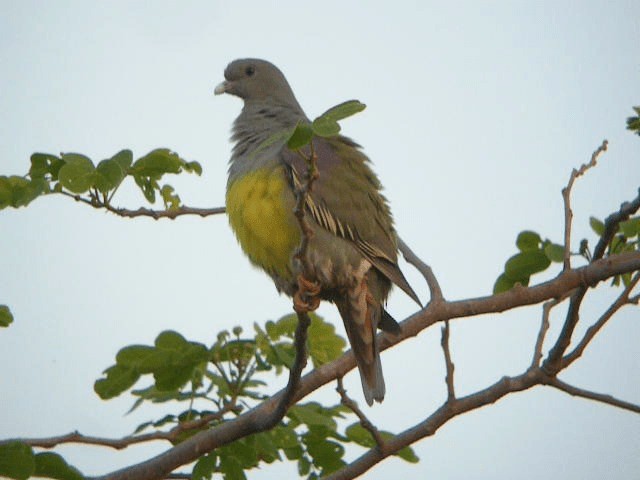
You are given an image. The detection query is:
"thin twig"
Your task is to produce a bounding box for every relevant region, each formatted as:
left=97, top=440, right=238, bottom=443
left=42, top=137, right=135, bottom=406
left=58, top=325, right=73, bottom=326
left=336, top=377, right=387, bottom=451
left=561, top=140, right=608, bottom=270
left=561, top=272, right=640, bottom=368
left=4, top=402, right=238, bottom=450
left=398, top=237, right=442, bottom=303
left=546, top=377, right=640, bottom=414
left=60, top=191, right=225, bottom=219
left=544, top=189, right=640, bottom=374
left=440, top=320, right=455, bottom=401
left=530, top=292, right=572, bottom=368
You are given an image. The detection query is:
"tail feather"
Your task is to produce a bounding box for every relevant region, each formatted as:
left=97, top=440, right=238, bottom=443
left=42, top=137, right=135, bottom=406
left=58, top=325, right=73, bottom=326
left=336, top=297, right=386, bottom=406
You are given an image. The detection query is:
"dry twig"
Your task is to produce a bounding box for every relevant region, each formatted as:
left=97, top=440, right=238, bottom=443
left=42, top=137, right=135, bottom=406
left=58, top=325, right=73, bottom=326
left=440, top=320, right=455, bottom=400
left=336, top=377, right=387, bottom=451
left=561, top=139, right=608, bottom=270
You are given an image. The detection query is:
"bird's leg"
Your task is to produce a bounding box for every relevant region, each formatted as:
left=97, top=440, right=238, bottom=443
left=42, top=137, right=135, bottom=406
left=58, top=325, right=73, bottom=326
left=294, top=274, right=321, bottom=313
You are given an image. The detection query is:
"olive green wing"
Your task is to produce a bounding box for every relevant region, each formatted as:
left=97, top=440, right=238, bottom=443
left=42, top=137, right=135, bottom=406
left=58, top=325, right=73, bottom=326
left=281, top=135, right=421, bottom=305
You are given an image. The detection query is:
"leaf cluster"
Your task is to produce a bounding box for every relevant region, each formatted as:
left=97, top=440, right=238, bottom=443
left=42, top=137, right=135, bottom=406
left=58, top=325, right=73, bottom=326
left=494, top=231, right=564, bottom=293
left=590, top=215, right=640, bottom=286
left=627, top=106, right=640, bottom=136
left=0, top=443, right=82, bottom=480
left=0, top=149, right=201, bottom=211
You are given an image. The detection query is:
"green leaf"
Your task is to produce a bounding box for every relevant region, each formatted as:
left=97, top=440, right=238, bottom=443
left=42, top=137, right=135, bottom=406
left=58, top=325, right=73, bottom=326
left=493, top=273, right=515, bottom=294
left=590, top=216, right=605, bottom=236
left=504, top=251, right=551, bottom=281
left=345, top=423, right=375, bottom=448
left=192, top=453, right=217, bottom=480
left=30, top=153, right=64, bottom=180
left=0, top=441, right=35, bottom=480
left=627, top=106, right=640, bottom=136
left=544, top=243, right=565, bottom=263
left=288, top=403, right=337, bottom=430
left=131, top=149, right=184, bottom=178
left=160, top=184, right=181, bottom=210
left=58, top=153, right=96, bottom=193
left=94, top=150, right=132, bottom=194
left=516, top=231, right=541, bottom=252
left=307, top=314, right=346, bottom=367
left=34, top=452, right=84, bottom=480
left=94, top=364, right=140, bottom=399
left=619, top=217, right=640, bottom=238
left=318, top=100, right=366, bottom=122
left=0, top=176, right=48, bottom=209
left=287, top=121, right=314, bottom=149
left=311, top=116, right=341, bottom=137
left=219, top=455, right=246, bottom=480
left=395, top=445, right=420, bottom=463
left=0, top=305, right=14, bottom=327
left=185, top=161, right=203, bottom=175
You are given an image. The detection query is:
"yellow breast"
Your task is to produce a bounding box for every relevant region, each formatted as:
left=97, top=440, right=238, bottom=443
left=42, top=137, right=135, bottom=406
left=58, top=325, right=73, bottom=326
left=226, top=165, right=300, bottom=281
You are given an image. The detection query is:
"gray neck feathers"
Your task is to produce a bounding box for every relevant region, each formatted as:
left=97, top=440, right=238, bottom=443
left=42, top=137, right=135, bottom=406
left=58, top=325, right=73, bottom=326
left=227, top=101, right=307, bottom=181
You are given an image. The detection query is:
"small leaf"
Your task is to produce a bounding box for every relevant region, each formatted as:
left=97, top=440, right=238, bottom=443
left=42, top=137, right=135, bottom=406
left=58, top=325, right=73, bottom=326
left=30, top=153, right=64, bottom=180
left=318, top=100, right=366, bottom=122
left=94, top=365, right=140, bottom=399
left=0, top=305, right=14, bottom=327
left=192, top=453, right=217, bottom=480
left=0, top=441, right=35, bottom=480
left=493, top=273, right=516, bottom=294
left=544, top=243, right=565, bottom=263
left=131, top=149, right=184, bottom=177
left=504, top=251, right=551, bottom=281
left=34, top=452, right=84, bottom=480
left=160, top=184, right=181, bottom=210
left=185, top=161, right=203, bottom=176
left=619, top=217, right=640, bottom=238
left=516, top=231, right=541, bottom=252
left=94, top=150, right=131, bottom=194
left=590, top=216, right=605, bottom=236
left=307, top=313, right=346, bottom=367
left=287, top=121, right=314, bottom=149
left=58, top=153, right=96, bottom=193
left=311, top=116, right=340, bottom=137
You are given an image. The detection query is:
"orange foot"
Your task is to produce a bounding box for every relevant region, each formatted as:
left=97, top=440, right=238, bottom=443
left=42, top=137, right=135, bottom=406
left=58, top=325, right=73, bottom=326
left=294, top=274, right=321, bottom=313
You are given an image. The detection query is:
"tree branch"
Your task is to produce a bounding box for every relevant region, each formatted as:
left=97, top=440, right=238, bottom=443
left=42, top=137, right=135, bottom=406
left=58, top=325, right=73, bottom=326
left=398, top=237, right=442, bottom=303
left=561, top=140, right=608, bottom=270
left=545, top=377, right=640, bottom=414
left=440, top=320, right=455, bottom=401
left=86, top=250, right=639, bottom=480
left=561, top=272, right=640, bottom=368
left=60, top=191, right=226, bottom=219
left=544, top=191, right=640, bottom=373
left=336, top=377, right=387, bottom=451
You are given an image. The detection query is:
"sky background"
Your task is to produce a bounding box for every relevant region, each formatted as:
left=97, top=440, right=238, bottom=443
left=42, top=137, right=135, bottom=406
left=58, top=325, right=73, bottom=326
left=1, top=1, right=639, bottom=478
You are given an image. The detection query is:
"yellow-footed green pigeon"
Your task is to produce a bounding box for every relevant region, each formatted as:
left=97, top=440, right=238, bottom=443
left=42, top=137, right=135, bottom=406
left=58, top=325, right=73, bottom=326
left=215, top=58, right=420, bottom=405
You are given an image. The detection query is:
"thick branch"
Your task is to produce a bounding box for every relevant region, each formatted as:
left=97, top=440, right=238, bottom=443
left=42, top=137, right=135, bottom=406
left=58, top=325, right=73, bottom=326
left=90, top=250, right=640, bottom=480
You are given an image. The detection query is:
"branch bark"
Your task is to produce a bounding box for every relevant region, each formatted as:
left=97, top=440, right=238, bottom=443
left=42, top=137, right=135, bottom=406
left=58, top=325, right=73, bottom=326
left=87, top=249, right=639, bottom=480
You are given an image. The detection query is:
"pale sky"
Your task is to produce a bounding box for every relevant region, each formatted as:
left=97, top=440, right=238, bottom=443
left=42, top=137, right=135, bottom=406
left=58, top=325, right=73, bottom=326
left=1, top=1, right=639, bottom=479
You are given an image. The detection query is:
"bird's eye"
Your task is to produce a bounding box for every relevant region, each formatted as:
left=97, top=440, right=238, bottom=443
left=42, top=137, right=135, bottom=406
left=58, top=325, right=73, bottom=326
left=245, top=66, right=255, bottom=77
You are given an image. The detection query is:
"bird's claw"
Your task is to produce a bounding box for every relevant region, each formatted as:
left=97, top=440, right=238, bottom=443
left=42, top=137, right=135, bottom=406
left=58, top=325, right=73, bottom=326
left=294, top=275, right=321, bottom=313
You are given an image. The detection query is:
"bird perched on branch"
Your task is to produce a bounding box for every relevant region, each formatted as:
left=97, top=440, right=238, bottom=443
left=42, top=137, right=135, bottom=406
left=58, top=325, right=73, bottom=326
left=215, top=58, right=420, bottom=405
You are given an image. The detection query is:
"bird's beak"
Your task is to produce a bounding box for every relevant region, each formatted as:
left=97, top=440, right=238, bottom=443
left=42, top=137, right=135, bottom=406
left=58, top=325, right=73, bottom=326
left=214, top=80, right=229, bottom=95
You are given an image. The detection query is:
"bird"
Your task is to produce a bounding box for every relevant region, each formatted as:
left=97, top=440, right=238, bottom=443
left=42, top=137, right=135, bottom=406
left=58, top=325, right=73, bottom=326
left=215, top=58, right=420, bottom=405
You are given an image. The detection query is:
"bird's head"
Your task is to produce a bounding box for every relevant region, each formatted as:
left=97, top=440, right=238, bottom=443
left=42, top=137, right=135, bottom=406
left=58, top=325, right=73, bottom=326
left=214, top=58, right=303, bottom=112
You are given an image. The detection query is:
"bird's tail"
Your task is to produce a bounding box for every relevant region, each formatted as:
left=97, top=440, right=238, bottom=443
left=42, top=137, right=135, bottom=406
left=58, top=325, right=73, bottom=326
left=335, top=294, right=386, bottom=406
